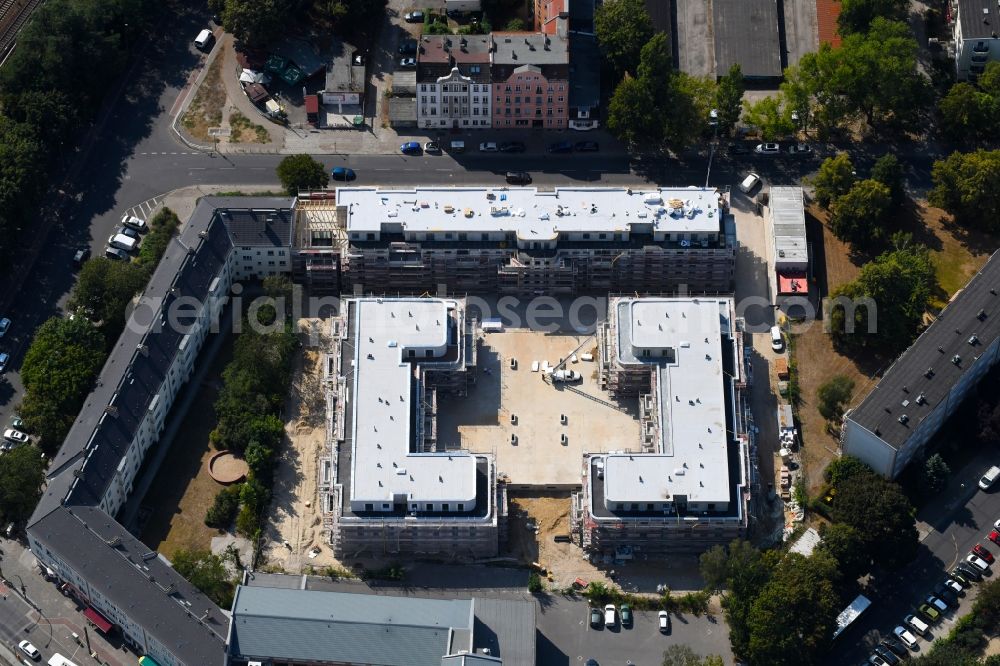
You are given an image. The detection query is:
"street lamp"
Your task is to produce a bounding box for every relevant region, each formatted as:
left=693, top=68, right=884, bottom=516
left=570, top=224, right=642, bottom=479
left=705, top=109, right=720, bottom=189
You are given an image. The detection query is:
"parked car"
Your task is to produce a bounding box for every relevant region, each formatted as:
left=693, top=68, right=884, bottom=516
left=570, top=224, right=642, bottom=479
left=754, top=142, right=780, bottom=155
left=194, top=28, right=213, bottom=51
left=893, top=625, right=918, bottom=649
left=499, top=141, right=525, bottom=152
left=787, top=143, right=813, bottom=156
left=506, top=171, right=531, bottom=185
left=973, top=543, right=995, bottom=563
left=738, top=172, right=761, bottom=194
left=658, top=610, right=670, bottom=632
left=73, top=247, right=90, bottom=265
left=0, top=317, right=10, bottom=337
left=956, top=562, right=983, bottom=581
left=424, top=141, right=441, bottom=154
left=118, top=226, right=140, bottom=239
left=400, top=141, right=422, bottom=155
left=479, top=142, right=499, bottom=152
left=121, top=213, right=147, bottom=232
left=620, top=604, right=632, bottom=626
left=398, top=39, right=418, bottom=55
left=873, top=644, right=900, bottom=665
left=925, top=595, right=948, bottom=614
left=331, top=167, right=356, bottom=181
left=990, top=529, right=1000, bottom=547
left=404, top=10, right=424, bottom=22
left=932, top=583, right=958, bottom=607
left=727, top=143, right=750, bottom=156
left=17, top=640, right=39, bottom=660
left=574, top=141, right=599, bottom=152
left=398, top=57, right=416, bottom=68
left=979, top=465, right=1000, bottom=490
left=943, top=577, right=964, bottom=595
left=949, top=571, right=971, bottom=588
left=9, top=416, right=22, bottom=430
left=904, top=613, right=929, bottom=636
left=869, top=654, right=890, bottom=666
left=917, top=602, right=940, bottom=622
left=589, top=607, right=602, bottom=627
left=967, top=553, right=991, bottom=572
left=3, top=428, right=29, bottom=445
left=603, top=604, right=616, bottom=627
left=0, top=352, right=8, bottom=373
left=547, top=141, right=573, bottom=153
left=105, top=247, right=129, bottom=261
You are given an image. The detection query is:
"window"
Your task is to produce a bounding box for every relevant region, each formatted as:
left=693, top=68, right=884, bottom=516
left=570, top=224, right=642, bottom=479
left=547, top=96, right=553, bottom=103
left=473, top=108, right=479, bottom=115
left=425, top=349, right=433, bottom=357
left=442, top=503, right=450, bottom=511
left=426, top=503, right=433, bottom=511
left=557, top=96, right=564, bottom=102
left=505, top=85, right=512, bottom=92
left=267, top=250, right=274, bottom=256
left=421, top=96, right=426, bottom=103
left=514, top=96, right=521, bottom=103
left=382, top=503, right=390, bottom=510
left=458, top=503, right=464, bottom=511
left=515, top=85, right=521, bottom=91
left=505, top=96, right=511, bottom=103
left=496, top=96, right=501, bottom=102
left=535, top=96, right=542, bottom=104
left=420, top=84, right=427, bottom=91
left=536, top=86, right=542, bottom=94
left=367, top=233, right=375, bottom=240
left=365, top=503, right=374, bottom=511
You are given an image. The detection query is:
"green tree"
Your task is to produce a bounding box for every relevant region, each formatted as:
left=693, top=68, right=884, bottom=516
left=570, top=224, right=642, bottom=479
left=812, top=153, right=856, bottom=208
left=743, top=95, right=795, bottom=141
left=664, top=72, right=714, bottom=152
left=594, top=0, right=654, bottom=77
left=221, top=0, right=291, bottom=45
left=714, top=64, right=745, bottom=136
left=924, top=453, right=951, bottom=495
left=276, top=154, right=329, bottom=195
left=828, top=179, right=892, bottom=247
left=503, top=18, right=525, bottom=30
left=746, top=553, right=841, bottom=666
left=19, top=316, right=107, bottom=450
left=205, top=485, right=242, bottom=528
left=829, top=241, right=936, bottom=354
left=135, top=207, right=181, bottom=273
left=68, top=257, right=149, bottom=335
left=837, top=0, right=910, bottom=35
left=816, top=522, right=869, bottom=581
left=816, top=375, right=855, bottom=421
left=607, top=75, right=659, bottom=148
left=0, top=445, right=47, bottom=524
left=872, top=153, right=905, bottom=206
left=929, top=149, right=1000, bottom=231
left=714, top=541, right=780, bottom=658
left=938, top=82, right=995, bottom=143
left=171, top=548, right=236, bottom=608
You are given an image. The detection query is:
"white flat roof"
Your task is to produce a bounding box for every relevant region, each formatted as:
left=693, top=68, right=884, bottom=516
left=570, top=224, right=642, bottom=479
left=336, top=186, right=722, bottom=237
left=770, top=187, right=808, bottom=267
left=349, top=298, right=477, bottom=506
left=604, top=298, right=732, bottom=505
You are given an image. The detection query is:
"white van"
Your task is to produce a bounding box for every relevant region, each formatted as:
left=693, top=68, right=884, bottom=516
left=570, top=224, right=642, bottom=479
left=980, top=465, right=1000, bottom=490
left=194, top=29, right=213, bottom=51
left=108, top=233, right=137, bottom=252
left=770, top=325, right=784, bottom=352
left=904, top=613, right=929, bottom=636
left=739, top=172, right=761, bottom=194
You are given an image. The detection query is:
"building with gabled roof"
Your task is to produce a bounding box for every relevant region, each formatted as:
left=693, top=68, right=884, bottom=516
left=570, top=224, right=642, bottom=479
left=842, top=252, right=1000, bottom=477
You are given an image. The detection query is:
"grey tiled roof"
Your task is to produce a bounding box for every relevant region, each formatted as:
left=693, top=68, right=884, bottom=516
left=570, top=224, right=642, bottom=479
left=847, top=252, right=1000, bottom=451
left=227, top=586, right=473, bottom=666
left=959, top=0, right=1000, bottom=40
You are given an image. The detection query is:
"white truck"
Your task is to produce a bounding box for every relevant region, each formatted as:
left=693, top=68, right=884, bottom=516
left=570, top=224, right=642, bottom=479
left=551, top=369, right=581, bottom=383
left=108, top=233, right=138, bottom=252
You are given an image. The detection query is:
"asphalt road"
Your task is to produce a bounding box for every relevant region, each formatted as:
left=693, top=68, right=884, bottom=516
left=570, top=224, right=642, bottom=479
left=828, top=446, right=1000, bottom=664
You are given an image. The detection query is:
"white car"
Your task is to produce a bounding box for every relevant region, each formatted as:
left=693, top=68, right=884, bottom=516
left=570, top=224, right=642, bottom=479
left=18, top=640, right=39, bottom=660
left=120, top=213, right=147, bottom=232
left=603, top=603, right=616, bottom=627
left=3, top=428, right=28, bottom=444
left=0, top=317, right=10, bottom=337
left=904, top=613, right=929, bottom=636
left=967, top=554, right=991, bottom=572
left=658, top=610, right=670, bottom=632
left=893, top=625, right=918, bottom=649
left=944, top=578, right=963, bottom=595
left=754, top=142, right=780, bottom=155
left=479, top=142, right=499, bottom=152
left=738, top=172, right=761, bottom=194
left=0, top=352, right=8, bottom=373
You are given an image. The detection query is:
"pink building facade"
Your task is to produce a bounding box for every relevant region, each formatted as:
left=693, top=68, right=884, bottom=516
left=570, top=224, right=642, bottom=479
left=490, top=30, right=569, bottom=129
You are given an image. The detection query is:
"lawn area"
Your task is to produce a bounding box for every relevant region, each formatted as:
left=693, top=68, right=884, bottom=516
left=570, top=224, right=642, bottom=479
left=793, top=199, right=994, bottom=493
left=140, top=335, right=234, bottom=559
left=181, top=54, right=225, bottom=142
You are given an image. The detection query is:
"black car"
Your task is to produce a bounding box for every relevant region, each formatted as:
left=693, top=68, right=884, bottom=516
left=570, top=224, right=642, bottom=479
left=404, top=10, right=424, bottom=22
left=727, top=143, right=750, bottom=156
left=398, top=39, right=418, bottom=55
left=933, top=583, right=959, bottom=607
left=879, top=637, right=909, bottom=660
left=574, top=141, right=599, bottom=152
left=499, top=141, right=525, bottom=153
left=73, top=247, right=90, bottom=265
left=872, top=644, right=900, bottom=665
left=547, top=141, right=572, bottom=153
left=957, top=562, right=983, bottom=581
left=506, top=171, right=531, bottom=185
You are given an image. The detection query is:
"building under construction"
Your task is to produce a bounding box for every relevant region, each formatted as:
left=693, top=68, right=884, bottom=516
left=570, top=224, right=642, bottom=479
left=571, top=297, right=752, bottom=555
left=292, top=186, right=736, bottom=295
left=321, top=296, right=506, bottom=558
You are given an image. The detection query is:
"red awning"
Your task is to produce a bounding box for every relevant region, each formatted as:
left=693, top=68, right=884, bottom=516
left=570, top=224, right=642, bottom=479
left=84, top=607, right=113, bottom=633
left=304, top=95, right=319, bottom=114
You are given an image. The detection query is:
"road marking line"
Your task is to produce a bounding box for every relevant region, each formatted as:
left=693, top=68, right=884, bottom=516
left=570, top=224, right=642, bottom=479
left=190, top=167, right=206, bottom=170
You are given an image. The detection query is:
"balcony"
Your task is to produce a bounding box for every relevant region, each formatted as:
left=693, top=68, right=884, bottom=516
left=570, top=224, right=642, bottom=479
left=972, top=42, right=991, bottom=54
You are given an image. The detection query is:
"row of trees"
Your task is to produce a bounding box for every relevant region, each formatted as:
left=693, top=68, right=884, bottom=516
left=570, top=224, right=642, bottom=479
left=209, top=0, right=386, bottom=46
left=702, top=456, right=917, bottom=665
left=929, top=149, right=1000, bottom=232
left=0, top=0, right=154, bottom=262
left=18, top=209, right=180, bottom=452
left=811, top=152, right=904, bottom=250
left=205, top=280, right=297, bottom=538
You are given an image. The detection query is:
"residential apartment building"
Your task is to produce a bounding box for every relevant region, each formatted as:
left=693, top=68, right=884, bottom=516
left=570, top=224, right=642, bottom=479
left=322, top=297, right=506, bottom=558
left=490, top=27, right=570, bottom=128
left=534, top=0, right=568, bottom=33
left=226, top=578, right=536, bottom=666
left=416, top=35, right=492, bottom=129
left=842, top=252, right=1000, bottom=478
left=571, top=297, right=752, bottom=554
left=26, top=198, right=296, bottom=666
left=953, top=0, right=1000, bottom=79
left=323, top=186, right=736, bottom=295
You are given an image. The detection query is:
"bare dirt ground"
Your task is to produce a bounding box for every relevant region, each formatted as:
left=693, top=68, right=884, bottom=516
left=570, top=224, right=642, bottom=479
left=438, top=330, right=641, bottom=487
left=262, top=319, right=343, bottom=572
left=505, top=493, right=613, bottom=590
left=795, top=202, right=993, bottom=493
left=181, top=54, right=225, bottom=141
